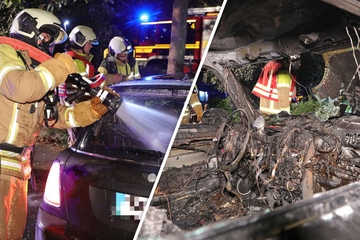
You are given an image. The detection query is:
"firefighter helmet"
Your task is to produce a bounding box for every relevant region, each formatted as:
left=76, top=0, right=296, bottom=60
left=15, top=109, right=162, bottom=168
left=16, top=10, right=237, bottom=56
left=69, top=25, right=98, bottom=48
left=108, top=36, right=133, bottom=57
left=10, top=8, right=67, bottom=55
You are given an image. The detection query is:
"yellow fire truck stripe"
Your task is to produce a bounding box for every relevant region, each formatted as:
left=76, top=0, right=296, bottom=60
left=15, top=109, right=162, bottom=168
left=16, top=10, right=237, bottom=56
left=141, top=19, right=196, bottom=25
left=134, top=42, right=201, bottom=54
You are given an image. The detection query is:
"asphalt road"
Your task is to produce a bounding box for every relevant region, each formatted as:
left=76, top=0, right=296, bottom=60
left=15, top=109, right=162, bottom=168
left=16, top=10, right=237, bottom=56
left=23, top=143, right=67, bottom=240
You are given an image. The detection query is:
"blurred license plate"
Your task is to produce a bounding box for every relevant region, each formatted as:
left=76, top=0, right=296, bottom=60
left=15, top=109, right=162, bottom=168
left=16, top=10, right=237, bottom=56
left=110, top=192, right=148, bottom=220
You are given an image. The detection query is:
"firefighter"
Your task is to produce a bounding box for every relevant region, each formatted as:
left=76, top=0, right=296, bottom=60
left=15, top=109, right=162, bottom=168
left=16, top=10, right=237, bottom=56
left=58, top=25, right=99, bottom=146
left=251, top=60, right=296, bottom=115
left=0, top=9, right=111, bottom=239
left=58, top=25, right=99, bottom=103
left=66, top=25, right=98, bottom=78
left=181, top=85, right=204, bottom=124
left=98, top=36, right=141, bottom=86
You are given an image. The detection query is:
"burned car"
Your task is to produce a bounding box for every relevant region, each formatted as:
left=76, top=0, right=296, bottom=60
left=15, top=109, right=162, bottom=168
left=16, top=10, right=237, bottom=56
left=139, top=0, right=360, bottom=239
left=35, top=74, right=192, bottom=240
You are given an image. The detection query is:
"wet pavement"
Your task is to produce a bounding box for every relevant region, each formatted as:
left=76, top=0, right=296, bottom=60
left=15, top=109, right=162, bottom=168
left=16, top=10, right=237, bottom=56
left=23, top=143, right=67, bottom=240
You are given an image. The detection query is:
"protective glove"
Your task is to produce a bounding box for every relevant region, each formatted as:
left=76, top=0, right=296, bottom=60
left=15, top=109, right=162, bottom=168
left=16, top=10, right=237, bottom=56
left=89, top=86, right=120, bottom=118
left=90, top=96, right=108, bottom=118
left=102, top=86, right=120, bottom=97
left=197, top=113, right=202, bottom=123
left=54, top=53, right=77, bottom=74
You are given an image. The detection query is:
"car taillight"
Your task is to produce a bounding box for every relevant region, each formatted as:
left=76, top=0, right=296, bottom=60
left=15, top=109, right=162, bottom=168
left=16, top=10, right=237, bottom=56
left=44, top=161, right=61, bottom=207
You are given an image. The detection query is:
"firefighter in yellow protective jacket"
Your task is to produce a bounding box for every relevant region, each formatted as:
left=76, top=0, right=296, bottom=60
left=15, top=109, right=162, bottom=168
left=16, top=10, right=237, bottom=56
left=252, top=60, right=296, bottom=115
left=0, top=9, right=110, bottom=239
left=181, top=85, right=204, bottom=124
left=98, top=36, right=141, bottom=86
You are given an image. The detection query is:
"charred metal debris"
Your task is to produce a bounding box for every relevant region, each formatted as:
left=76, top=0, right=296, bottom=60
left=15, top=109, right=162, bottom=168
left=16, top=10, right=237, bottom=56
left=217, top=111, right=360, bottom=207
left=153, top=110, right=360, bottom=229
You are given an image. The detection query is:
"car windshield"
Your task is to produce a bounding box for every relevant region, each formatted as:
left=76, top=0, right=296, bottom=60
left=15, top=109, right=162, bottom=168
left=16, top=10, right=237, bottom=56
left=75, top=79, right=191, bottom=162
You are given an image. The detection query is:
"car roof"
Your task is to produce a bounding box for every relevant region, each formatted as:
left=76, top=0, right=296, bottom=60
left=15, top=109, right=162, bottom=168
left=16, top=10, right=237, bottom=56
left=109, top=74, right=193, bottom=100
left=110, top=73, right=193, bottom=89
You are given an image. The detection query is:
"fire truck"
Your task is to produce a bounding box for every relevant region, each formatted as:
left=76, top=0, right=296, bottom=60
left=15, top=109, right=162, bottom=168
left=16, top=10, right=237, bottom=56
left=131, top=7, right=220, bottom=75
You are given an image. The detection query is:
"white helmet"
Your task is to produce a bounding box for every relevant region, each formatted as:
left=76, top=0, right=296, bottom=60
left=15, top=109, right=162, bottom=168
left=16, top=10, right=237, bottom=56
left=10, top=8, right=67, bottom=55
left=69, top=25, right=98, bottom=47
left=108, top=36, right=132, bottom=57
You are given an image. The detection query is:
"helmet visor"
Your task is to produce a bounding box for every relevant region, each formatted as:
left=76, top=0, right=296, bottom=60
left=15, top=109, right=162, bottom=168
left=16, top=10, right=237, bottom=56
left=123, top=38, right=132, bottom=53
left=89, top=39, right=99, bottom=45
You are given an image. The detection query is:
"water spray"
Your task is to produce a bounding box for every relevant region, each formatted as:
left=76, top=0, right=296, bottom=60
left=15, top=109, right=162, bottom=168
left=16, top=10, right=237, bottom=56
left=116, top=101, right=179, bottom=153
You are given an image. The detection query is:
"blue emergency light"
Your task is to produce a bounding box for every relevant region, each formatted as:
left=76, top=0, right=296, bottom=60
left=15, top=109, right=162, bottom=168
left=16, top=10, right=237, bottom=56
left=140, top=14, right=149, bottom=21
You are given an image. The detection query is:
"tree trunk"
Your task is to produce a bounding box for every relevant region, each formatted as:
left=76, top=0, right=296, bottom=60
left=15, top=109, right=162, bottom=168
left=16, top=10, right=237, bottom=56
left=167, top=0, right=188, bottom=74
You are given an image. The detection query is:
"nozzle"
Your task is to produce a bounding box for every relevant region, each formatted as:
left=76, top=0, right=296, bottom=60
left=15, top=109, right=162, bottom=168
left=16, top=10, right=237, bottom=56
left=102, top=93, right=123, bottom=115
left=90, top=87, right=122, bottom=115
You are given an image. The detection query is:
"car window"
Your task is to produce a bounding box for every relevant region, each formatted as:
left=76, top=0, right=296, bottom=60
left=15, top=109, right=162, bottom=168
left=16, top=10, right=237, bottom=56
left=75, top=85, right=187, bottom=162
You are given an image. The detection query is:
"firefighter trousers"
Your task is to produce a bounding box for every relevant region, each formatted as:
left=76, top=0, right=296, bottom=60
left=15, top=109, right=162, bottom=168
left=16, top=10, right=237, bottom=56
left=0, top=174, right=28, bottom=240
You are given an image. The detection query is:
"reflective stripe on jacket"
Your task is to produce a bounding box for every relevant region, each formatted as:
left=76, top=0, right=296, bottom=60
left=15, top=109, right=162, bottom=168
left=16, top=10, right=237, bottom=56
left=252, top=69, right=296, bottom=103
left=257, top=70, right=296, bottom=114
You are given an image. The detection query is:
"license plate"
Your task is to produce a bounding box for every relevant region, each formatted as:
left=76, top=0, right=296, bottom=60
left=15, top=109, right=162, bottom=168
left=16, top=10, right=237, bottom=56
left=110, top=192, right=148, bottom=220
